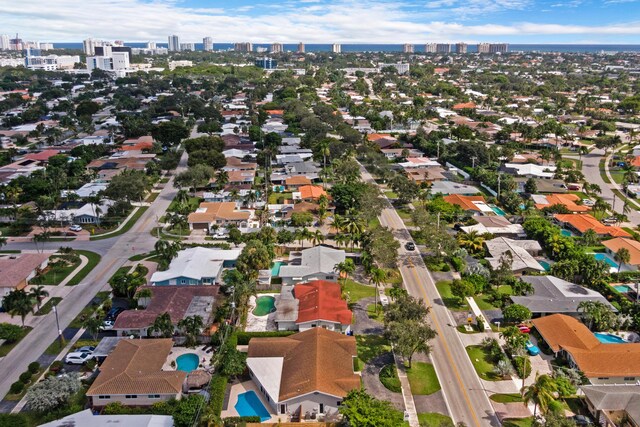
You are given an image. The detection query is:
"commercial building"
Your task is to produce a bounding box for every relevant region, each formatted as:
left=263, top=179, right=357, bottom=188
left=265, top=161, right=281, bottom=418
left=83, top=38, right=103, bottom=55
left=180, top=43, right=195, bottom=51
left=168, top=35, right=180, bottom=51
left=87, top=51, right=130, bottom=72
left=297, top=42, right=305, bottom=53
left=168, top=60, right=193, bottom=71
left=234, top=42, right=253, bottom=52
left=332, top=43, right=341, bottom=53
left=24, top=50, right=79, bottom=71
left=0, top=34, right=9, bottom=50
left=271, top=43, right=283, bottom=53
left=455, top=42, right=468, bottom=53
left=403, top=43, right=414, bottom=53
left=425, top=43, right=437, bottom=53
left=203, top=37, right=213, bottom=51
left=477, top=43, right=490, bottom=54
left=255, top=57, right=277, bottom=69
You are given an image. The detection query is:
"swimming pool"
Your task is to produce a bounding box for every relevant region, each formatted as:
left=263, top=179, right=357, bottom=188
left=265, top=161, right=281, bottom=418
left=489, top=204, right=506, bottom=216
left=538, top=260, right=551, bottom=271
left=235, top=391, right=271, bottom=422
left=613, top=285, right=633, bottom=293
left=271, top=261, right=284, bottom=276
left=592, top=253, right=619, bottom=270
left=176, top=353, right=200, bottom=372
left=253, top=296, right=276, bottom=316
left=594, top=332, right=628, bottom=344
left=560, top=229, right=572, bottom=237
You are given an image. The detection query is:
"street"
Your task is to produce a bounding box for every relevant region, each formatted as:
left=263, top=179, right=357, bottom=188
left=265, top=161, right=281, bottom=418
left=361, top=165, right=499, bottom=427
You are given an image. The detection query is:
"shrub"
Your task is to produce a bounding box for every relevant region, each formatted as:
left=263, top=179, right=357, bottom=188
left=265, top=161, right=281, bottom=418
left=236, top=331, right=295, bottom=345
left=450, top=256, right=465, bottom=272
left=223, top=416, right=262, bottom=426
left=9, top=381, right=24, bottom=395
left=19, top=371, right=32, bottom=384
left=441, top=263, right=451, bottom=272
left=0, top=414, right=29, bottom=427
left=49, top=361, right=63, bottom=372
left=0, top=323, right=24, bottom=342
left=209, top=374, right=229, bottom=417
left=28, top=362, right=40, bottom=374
left=503, top=304, right=532, bottom=323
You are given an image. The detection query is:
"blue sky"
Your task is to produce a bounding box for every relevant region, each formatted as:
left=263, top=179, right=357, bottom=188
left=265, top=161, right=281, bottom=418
left=2, top=0, right=640, bottom=43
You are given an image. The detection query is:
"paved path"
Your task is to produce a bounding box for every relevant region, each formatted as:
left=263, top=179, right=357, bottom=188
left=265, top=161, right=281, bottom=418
left=361, top=352, right=405, bottom=411
left=395, top=353, right=419, bottom=427
left=360, top=163, right=499, bottom=427
left=352, top=297, right=384, bottom=335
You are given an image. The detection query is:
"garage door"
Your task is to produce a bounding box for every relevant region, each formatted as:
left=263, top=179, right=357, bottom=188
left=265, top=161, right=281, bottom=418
left=192, top=222, right=208, bottom=230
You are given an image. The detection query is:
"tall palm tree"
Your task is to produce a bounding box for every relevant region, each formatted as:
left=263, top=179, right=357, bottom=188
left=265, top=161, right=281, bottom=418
left=150, top=312, right=174, bottom=338
left=178, top=315, right=204, bottom=347
left=334, top=259, right=355, bottom=286
left=521, top=374, right=558, bottom=416
left=311, top=229, right=325, bottom=246
left=3, top=289, right=34, bottom=327
left=84, top=315, right=102, bottom=341
left=615, top=247, right=631, bottom=273
left=334, top=233, right=349, bottom=249
left=29, top=285, right=49, bottom=311
left=317, top=140, right=331, bottom=188
left=215, top=170, right=229, bottom=190
left=457, top=231, right=485, bottom=255
left=369, top=267, right=388, bottom=312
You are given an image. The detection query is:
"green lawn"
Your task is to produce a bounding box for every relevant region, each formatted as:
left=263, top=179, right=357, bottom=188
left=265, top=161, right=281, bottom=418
left=343, top=279, right=376, bottom=302
left=30, top=256, right=81, bottom=286
left=168, top=196, right=201, bottom=212
left=384, top=190, right=398, bottom=199
left=268, top=192, right=293, bottom=204
left=355, top=335, right=391, bottom=371
left=145, top=192, right=159, bottom=202
left=490, top=393, right=524, bottom=403
left=503, top=417, right=535, bottom=427
left=0, top=326, right=31, bottom=357
left=407, top=362, right=441, bottom=395
left=35, top=297, right=62, bottom=315
left=466, top=345, right=500, bottom=381
left=379, top=364, right=402, bottom=393
left=66, top=250, right=101, bottom=286
left=90, top=206, right=149, bottom=241
left=474, top=295, right=498, bottom=311
left=435, top=281, right=469, bottom=311
left=366, top=304, right=385, bottom=323
left=418, top=413, right=454, bottom=427
left=609, top=170, right=625, bottom=184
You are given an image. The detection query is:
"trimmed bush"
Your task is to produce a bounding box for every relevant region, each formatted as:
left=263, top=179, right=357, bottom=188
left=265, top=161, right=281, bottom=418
left=9, top=381, right=24, bottom=395
left=223, top=416, right=262, bottom=426
left=236, top=331, right=295, bottom=345
left=0, top=413, right=29, bottom=427
left=209, top=374, right=229, bottom=417
left=28, top=362, right=40, bottom=374
left=18, top=371, right=32, bottom=384
left=49, top=360, right=63, bottom=372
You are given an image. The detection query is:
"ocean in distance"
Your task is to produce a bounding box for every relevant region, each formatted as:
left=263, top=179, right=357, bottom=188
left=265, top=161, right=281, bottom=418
left=53, top=43, right=640, bottom=54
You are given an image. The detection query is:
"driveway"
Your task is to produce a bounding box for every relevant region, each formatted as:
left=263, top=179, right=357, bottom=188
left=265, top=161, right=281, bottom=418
left=361, top=352, right=405, bottom=411
left=352, top=297, right=383, bottom=335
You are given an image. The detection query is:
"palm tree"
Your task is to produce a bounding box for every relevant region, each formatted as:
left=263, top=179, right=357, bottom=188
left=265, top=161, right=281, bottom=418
left=331, top=214, right=346, bottom=234
left=615, top=247, right=631, bottom=273
left=215, top=170, right=229, bottom=190
left=369, top=267, right=388, bottom=312
left=178, top=315, right=204, bottom=347
left=29, top=285, right=49, bottom=311
left=3, top=289, right=34, bottom=327
left=150, top=312, right=174, bottom=338
left=84, top=315, right=102, bottom=341
left=334, top=233, right=349, bottom=249
left=317, top=139, right=331, bottom=188
left=311, top=229, right=325, bottom=246
left=457, top=230, right=485, bottom=255
left=334, top=259, right=355, bottom=286
left=577, top=300, right=617, bottom=331
left=521, top=374, right=558, bottom=416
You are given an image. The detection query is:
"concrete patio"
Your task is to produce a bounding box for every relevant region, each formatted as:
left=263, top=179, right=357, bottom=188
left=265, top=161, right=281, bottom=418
left=221, top=379, right=280, bottom=423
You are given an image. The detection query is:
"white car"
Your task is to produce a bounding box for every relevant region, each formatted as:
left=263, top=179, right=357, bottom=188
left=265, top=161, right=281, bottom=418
left=65, top=351, right=93, bottom=365
left=69, top=225, right=83, bottom=232
left=100, top=319, right=114, bottom=330
left=77, top=346, right=95, bottom=353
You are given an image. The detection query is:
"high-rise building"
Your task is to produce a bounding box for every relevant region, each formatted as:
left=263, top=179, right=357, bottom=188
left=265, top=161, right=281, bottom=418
left=489, top=43, right=508, bottom=53
left=9, top=35, right=23, bottom=51
left=39, top=42, right=54, bottom=50
left=146, top=41, right=156, bottom=49
left=0, top=34, right=9, bottom=50
left=271, top=43, right=283, bottom=53
left=234, top=42, right=253, bottom=52
left=424, top=43, right=437, bottom=53
left=455, top=43, right=468, bottom=54
left=403, top=44, right=414, bottom=53
left=83, top=38, right=99, bottom=55
left=477, top=43, right=490, bottom=54
left=436, top=43, right=451, bottom=53
left=332, top=43, right=341, bottom=53
left=203, top=37, right=213, bottom=51
left=87, top=50, right=130, bottom=72
left=168, top=35, right=180, bottom=51
left=180, top=43, right=195, bottom=51
left=255, top=57, right=278, bottom=69
left=297, top=42, right=305, bottom=53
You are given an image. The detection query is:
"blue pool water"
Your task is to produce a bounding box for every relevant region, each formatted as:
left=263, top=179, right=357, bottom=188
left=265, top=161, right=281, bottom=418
left=592, top=253, right=619, bottom=269
left=560, top=229, right=572, bottom=237
left=538, top=260, right=551, bottom=271
left=614, top=285, right=633, bottom=293
left=176, top=353, right=199, bottom=372
left=235, top=391, right=271, bottom=421
left=594, top=332, right=628, bottom=344
left=271, top=261, right=284, bottom=276
left=489, top=205, right=506, bottom=216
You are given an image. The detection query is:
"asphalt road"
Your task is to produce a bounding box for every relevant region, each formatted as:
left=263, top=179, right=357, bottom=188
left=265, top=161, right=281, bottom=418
left=361, top=166, right=499, bottom=427
left=0, top=150, right=188, bottom=400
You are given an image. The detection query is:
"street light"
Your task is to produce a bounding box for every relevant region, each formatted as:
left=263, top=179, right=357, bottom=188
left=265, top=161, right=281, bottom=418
left=52, top=305, right=63, bottom=347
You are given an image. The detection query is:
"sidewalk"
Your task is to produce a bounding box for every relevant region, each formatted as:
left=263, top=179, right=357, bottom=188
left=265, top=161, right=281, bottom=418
left=394, top=352, right=419, bottom=427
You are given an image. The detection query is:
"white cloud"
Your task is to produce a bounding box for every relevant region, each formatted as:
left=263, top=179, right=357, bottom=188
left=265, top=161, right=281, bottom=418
left=0, top=0, right=639, bottom=43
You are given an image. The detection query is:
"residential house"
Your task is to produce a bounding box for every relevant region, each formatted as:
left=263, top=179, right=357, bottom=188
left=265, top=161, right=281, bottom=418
left=86, top=339, right=186, bottom=407
left=484, top=237, right=545, bottom=274
left=581, top=385, right=640, bottom=427
left=443, top=194, right=494, bottom=215
left=602, top=238, right=640, bottom=271
left=40, top=409, right=174, bottom=427
left=113, top=285, right=219, bottom=337
left=296, top=185, right=328, bottom=201
left=430, top=181, right=481, bottom=196
left=284, top=162, right=320, bottom=180
left=0, top=253, right=50, bottom=308
left=285, top=176, right=312, bottom=190
left=44, top=200, right=113, bottom=224
left=532, top=314, right=640, bottom=384
left=502, top=163, right=556, bottom=179
left=511, top=276, right=615, bottom=317
left=380, top=148, right=423, bottom=160
left=554, top=214, right=631, bottom=238
left=246, top=328, right=360, bottom=420
left=460, top=216, right=525, bottom=238
left=188, top=202, right=252, bottom=232
left=532, top=194, right=590, bottom=212
left=274, top=280, right=352, bottom=333
left=279, top=246, right=346, bottom=285
left=150, top=247, right=240, bottom=286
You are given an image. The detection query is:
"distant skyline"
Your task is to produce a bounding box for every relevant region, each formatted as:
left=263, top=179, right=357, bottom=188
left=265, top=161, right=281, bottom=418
left=2, top=0, right=640, bottom=44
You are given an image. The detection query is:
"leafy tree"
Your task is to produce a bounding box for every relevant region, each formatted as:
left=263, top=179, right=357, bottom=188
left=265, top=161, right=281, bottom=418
left=521, top=374, right=558, bottom=416
left=339, top=389, right=405, bottom=427
left=390, top=174, right=420, bottom=204
left=577, top=301, right=617, bottom=331
left=502, top=304, right=532, bottom=323
left=385, top=319, right=437, bottom=367
left=368, top=267, right=388, bottom=312
left=174, top=164, right=216, bottom=193
left=361, top=227, right=400, bottom=268
left=524, top=178, right=537, bottom=194
left=228, top=228, right=243, bottom=247
left=450, top=279, right=476, bottom=304
left=75, top=100, right=100, bottom=117
left=152, top=120, right=190, bottom=147
left=500, top=326, right=528, bottom=356
left=173, top=395, right=206, bottom=427
left=217, top=344, right=247, bottom=377
left=236, top=240, right=272, bottom=280
left=25, top=373, right=81, bottom=413
left=290, top=211, right=314, bottom=227
left=104, top=170, right=149, bottom=203
left=0, top=323, right=24, bottom=342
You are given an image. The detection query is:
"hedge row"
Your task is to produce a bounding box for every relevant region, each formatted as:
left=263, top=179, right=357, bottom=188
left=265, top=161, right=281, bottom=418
left=223, top=416, right=262, bottom=426
left=209, top=374, right=229, bottom=416
left=236, top=331, right=295, bottom=345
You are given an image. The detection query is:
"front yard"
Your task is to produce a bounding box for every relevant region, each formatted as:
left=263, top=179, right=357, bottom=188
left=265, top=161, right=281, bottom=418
left=465, top=345, right=500, bottom=381
left=355, top=335, right=391, bottom=371
left=343, top=279, right=376, bottom=302
left=407, top=362, right=441, bottom=395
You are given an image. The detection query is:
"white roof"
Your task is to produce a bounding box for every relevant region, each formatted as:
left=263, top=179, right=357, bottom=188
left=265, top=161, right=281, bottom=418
left=150, top=247, right=241, bottom=283
left=505, top=163, right=556, bottom=178
left=399, top=157, right=441, bottom=168
left=279, top=246, right=346, bottom=279
left=485, top=237, right=544, bottom=272
left=461, top=222, right=524, bottom=236
left=40, top=409, right=174, bottom=427
left=246, top=357, right=283, bottom=403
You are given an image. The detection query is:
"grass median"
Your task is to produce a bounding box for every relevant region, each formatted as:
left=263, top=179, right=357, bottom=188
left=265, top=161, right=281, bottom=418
left=66, top=250, right=101, bottom=286
left=90, top=206, right=149, bottom=241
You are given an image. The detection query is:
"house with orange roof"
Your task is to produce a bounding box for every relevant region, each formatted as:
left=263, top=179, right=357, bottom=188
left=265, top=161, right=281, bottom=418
left=274, top=280, right=352, bottom=333
left=188, top=202, right=252, bottom=232
left=453, top=102, right=476, bottom=110
left=602, top=238, right=640, bottom=271
left=265, top=109, right=284, bottom=117
left=285, top=176, right=312, bottom=190
left=532, top=194, right=590, bottom=212
left=367, top=133, right=394, bottom=142
left=443, top=195, right=494, bottom=214
left=554, top=214, right=631, bottom=238
left=23, top=149, right=62, bottom=163
left=532, top=314, right=640, bottom=384
left=297, top=185, right=328, bottom=201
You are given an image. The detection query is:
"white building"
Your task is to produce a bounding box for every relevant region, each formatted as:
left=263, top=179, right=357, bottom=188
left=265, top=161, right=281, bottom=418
left=425, top=43, right=437, bottom=53
left=332, top=43, right=341, bottom=53
left=271, top=43, right=283, bottom=53
left=0, top=34, right=9, bottom=50
left=180, top=43, right=195, bottom=51
left=168, top=60, right=193, bottom=71
left=87, top=51, right=130, bottom=72
left=203, top=37, right=213, bottom=51
left=168, top=35, right=180, bottom=52
left=25, top=51, right=80, bottom=71
left=379, top=63, right=410, bottom=75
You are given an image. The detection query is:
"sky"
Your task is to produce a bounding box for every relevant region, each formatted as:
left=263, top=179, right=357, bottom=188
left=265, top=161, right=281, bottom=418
left=2, top=0, right=640, bottom=44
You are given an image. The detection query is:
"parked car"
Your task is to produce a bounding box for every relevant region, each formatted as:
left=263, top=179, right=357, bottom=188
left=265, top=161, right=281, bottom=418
left=571, top=415, right=594, bottom=426
left=405, top=242, right=415, bottom=251
left=526, top=340, right=540, bottom=356
left=76, top=346, right=95, bottom=353
left=517, top=324, right=531, bottom=333
left=105, top=307, right=124, bottom=320
left=100, top=319, right=115, bottom=331
left=65, top=352, right=93, bottom=365
left=69, top=224, right=83, bottom=232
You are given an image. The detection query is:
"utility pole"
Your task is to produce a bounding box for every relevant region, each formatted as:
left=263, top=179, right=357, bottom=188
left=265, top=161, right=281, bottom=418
left=472, top=156, right=477, bottom=169
left=52, top=306, right=63, bottom=347
left=497, top=173, right=502, bottom=198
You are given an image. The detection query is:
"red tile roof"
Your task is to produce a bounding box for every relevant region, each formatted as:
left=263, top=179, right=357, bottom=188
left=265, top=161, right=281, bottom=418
left=295, top=280, right=352, bottom=325
left=299, top=185, right=327, bottom=200
left=23, top=150, right=61, bottom=162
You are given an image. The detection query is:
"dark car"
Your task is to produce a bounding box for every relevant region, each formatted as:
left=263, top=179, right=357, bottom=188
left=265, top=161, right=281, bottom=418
left=572, top=415, right=594, bottom=426
left=405, top=242, right=416, bottom=251
left=105, top=307, right=124, bottom=320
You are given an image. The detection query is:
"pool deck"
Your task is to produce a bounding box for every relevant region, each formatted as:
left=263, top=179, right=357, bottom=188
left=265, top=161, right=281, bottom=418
left=162, top=345, right=211, bottom=371
left=246, top=294, right=278, bottom=332
left=222, top=379, right=282, bottom=423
